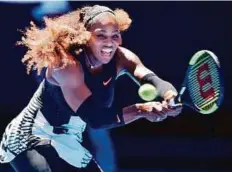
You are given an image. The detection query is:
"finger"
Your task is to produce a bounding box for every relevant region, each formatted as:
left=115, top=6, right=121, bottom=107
left=164, top=90, right=177, bottom=101
left=138, top=103, right=153, bottom=112
left=160, top=107, right=169, bottom=113
left=145, top=103, right=154, bottom=112
left=151, top=106, right=167, bottom=119
left=151, top=102, right=162, bottom=111
left=168, top=103, right=183, bottom=109
left=162, top=101, right=168, bottom=108
left=164, top=94, right=175, bottom=102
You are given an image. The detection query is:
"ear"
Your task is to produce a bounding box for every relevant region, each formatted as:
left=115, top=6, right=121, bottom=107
left=85, top=41, right=90, bottom=47
left=119, top=34, right=122, bottom=45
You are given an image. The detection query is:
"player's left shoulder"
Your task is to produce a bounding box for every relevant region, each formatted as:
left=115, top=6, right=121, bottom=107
left=116, top=46, right=143, bottom=74
left=117, top=46, right=137, bottom=59
left=116, top=46, right=140, bottom=65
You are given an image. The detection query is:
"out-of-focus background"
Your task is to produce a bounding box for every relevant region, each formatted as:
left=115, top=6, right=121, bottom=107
left=0, top=1, right=232, bottom=171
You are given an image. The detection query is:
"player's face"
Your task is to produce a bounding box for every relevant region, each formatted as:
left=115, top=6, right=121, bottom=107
left=87, top=13, right=122, bottom=65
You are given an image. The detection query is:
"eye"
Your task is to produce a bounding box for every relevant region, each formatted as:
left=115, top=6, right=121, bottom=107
left=112, top=34, right=120, bottom=40
left=96, top=34, right=106, bottom=40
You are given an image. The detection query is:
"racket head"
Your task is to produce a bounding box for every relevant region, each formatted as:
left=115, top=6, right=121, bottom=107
left=182, top=50, right=224, bottom=114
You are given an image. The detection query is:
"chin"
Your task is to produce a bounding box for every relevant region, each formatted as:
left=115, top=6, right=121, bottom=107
left=101, top=60, right=110, bottom=64
left=100, top=56, right=113, bottom=64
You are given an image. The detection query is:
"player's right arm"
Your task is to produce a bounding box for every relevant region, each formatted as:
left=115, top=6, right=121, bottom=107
left=116, top=46, right=177, bottom=101
left=45, top=44, right=92, bottom=112
left=45, top=45, right=170, bottom=129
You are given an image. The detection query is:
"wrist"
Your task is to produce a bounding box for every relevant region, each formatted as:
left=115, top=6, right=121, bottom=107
left=140, top=73, right=177, bottom=98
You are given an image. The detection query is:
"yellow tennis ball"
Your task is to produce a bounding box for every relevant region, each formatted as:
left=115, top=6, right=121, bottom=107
left=138, top=83, right=158, bottom=101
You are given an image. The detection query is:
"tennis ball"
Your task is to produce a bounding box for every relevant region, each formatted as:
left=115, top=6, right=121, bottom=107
left=138, top=83, right=158, bottom=101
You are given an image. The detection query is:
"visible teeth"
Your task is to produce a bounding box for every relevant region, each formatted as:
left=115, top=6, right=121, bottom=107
left=102, top=52, right=110, bottom=56
left=102, top=48, right=112, bottom=53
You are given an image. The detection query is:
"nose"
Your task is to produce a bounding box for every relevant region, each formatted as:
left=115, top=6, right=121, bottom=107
left=104, top=37, right=113, bottom=47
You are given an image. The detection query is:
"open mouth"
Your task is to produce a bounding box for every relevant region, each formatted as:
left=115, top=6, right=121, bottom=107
left=101, top=48, right=113, bottom=56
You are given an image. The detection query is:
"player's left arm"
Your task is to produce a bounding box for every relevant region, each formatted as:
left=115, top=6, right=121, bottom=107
left=116, top=46, right=177, bottom=101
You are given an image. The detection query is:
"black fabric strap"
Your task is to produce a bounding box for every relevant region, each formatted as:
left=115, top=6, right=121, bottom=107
left=141, top=73, right=177, bottom=98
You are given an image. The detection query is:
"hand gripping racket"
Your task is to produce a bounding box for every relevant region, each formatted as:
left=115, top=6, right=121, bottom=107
left=170, top=50, right=224, bottom=114
left=116, top=50, right=224, bottom=114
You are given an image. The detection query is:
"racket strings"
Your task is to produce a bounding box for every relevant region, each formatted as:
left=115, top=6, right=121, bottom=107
left=188, top=56, right=221, bottom=111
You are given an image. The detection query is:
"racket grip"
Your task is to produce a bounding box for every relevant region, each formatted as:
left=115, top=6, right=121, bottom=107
left=168, top=98, right=176, bottom=106
left=168, top=98, right=182, bottom=108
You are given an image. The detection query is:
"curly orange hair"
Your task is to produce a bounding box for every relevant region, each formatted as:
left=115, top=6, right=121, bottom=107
left=17, top=5, right=132, bottom=75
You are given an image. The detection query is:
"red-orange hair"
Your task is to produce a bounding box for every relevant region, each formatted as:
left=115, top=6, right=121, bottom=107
left=17, top=5, right=132, bottom=75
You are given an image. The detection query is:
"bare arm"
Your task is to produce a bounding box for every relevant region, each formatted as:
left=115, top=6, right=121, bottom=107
left=116, top=46, right=177, bottom=100
left=77, top=101, right=168, bottom=129
left=116, top=46, right=153, bottom=79
left=45, top=44, right=92, bottom=112
left=46, top=61, right=173, bottom=129
left=121, top=102, right=166, bottom=125
left=45, top=45, right=176, bottom=129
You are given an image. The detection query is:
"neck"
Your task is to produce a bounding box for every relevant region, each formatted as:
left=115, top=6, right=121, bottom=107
left=84, top=50, right=103, bottom=73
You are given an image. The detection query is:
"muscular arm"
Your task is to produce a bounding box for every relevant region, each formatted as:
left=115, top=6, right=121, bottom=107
left=45, top=49, right=167, bottom=129
left=46, top=61, right=144, bottom=129
left=116, top=46, right=177, bottom=98
left=75, top=97, right=164, bottom=129
left=46, top=62, right=92, bottom=112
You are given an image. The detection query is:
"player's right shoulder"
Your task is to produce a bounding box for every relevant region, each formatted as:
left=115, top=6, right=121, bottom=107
left=46, top=62, right=85, bottom=88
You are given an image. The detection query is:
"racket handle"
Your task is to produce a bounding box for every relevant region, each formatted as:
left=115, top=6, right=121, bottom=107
left=168, top=98, right=176, bottom=106
left=168, top=97, right=183, bottom=108
left=168, top=86, right=186, bottom=107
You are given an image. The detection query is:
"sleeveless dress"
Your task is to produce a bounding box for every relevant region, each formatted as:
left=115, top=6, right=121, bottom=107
left=0, top=52, right=117, bottom=168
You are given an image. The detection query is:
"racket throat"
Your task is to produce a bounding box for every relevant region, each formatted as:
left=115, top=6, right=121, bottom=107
left=177, top=86, right=186, bottom=103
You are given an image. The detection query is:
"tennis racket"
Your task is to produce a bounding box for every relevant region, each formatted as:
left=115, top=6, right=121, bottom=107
left=169, top=50, right=224, bottom=114
left=116, top=49, right=224, bottom=115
